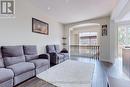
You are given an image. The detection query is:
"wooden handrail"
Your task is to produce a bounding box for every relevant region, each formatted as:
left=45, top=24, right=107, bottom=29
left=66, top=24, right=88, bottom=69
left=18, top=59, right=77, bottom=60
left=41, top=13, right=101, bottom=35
left=70, top=44, right=100, bottom=46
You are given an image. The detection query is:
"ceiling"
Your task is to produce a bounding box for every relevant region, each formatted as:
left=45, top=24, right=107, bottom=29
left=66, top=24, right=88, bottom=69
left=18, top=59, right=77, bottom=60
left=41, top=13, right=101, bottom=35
left=113, top=0, right=130, bottom=22
left=30, top=0, right=118, bottom=24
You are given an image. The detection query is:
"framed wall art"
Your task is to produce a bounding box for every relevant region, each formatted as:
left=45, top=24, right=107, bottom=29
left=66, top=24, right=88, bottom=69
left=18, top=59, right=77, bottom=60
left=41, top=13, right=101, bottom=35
left=32, top=18, right=49, bottom=35
left=102, top=24, right=107, bottom=36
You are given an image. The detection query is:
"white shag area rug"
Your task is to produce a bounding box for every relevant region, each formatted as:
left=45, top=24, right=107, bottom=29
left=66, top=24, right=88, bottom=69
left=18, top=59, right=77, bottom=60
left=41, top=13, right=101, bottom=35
left=37, top=60, right=95, bottom=87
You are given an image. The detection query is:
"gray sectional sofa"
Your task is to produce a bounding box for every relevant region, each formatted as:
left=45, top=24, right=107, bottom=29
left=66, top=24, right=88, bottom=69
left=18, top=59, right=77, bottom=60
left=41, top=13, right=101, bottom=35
left=0, top=48, right=14, bottom=87
left=46, top=45, right=69, bottom=65
left=0, top=45, right=50, bottom=87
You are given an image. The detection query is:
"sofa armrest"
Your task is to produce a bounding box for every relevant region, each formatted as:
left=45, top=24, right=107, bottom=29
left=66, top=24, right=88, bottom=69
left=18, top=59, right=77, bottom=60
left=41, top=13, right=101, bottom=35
left=49, top=53, right=57, bottom=57
left=60, top=48, right=68, bottom=53
left=39, top=54, right=50, bottom=60
left=49, top=53, right=61, bottom=64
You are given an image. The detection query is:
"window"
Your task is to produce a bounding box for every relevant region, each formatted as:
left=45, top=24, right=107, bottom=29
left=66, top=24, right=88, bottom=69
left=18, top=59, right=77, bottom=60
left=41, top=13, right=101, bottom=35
left=118, top=26, right=130, bottom=45
left=118, top=26, right=130, bottom=57
left=79, top=32, right=98, bottom=45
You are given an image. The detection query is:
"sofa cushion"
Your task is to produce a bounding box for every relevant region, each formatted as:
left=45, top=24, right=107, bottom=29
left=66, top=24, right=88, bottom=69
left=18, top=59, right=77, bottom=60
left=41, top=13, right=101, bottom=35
left=4, top=56, right=25, bottom=66
left=0, top=47, right=2, bottom=58
left=0, top=58, right=4, bottom=68
left=2, top=46, right=24, bottom=57
left=7, top=62, right=35, bottom=76
left=59, top=58, right=65, bottom=63
left=0, top=47, right=4, bottom=68
left=2, top=46, right=26, bottom=66
left=62, top=53, right=69, bottom=58
left=30, top=59, right=49, bottom=68
left=57, top=53, right=64, bottom=59
left=46, top=45, right=56, bottom=53
left=54, top=45, right=60, bottom=53
left=0, top=68, right=14, bottom=83
left=25, top=55, right=39, bottom=61
left=23, top=45, right=37, bottom=55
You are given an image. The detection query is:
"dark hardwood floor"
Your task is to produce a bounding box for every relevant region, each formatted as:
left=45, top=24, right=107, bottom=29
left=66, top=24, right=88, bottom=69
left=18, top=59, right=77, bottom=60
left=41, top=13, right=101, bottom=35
left=16, top=57, right=130, bottom=87
left=71, top=57, right=108, bottom=87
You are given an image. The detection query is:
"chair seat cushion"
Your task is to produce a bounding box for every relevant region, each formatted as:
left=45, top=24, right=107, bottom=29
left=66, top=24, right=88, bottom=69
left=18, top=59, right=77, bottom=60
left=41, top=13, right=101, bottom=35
left=0, top=68, right=14, bottom=83
left=59, top=58, right=65, bottom=63
left=30, top=59, right=49, bottom=68
left=62, top=53, right=69, bottom=59
left=57, top=53, right=64, bottom=59
left=7, top=62, right=35, bottom=76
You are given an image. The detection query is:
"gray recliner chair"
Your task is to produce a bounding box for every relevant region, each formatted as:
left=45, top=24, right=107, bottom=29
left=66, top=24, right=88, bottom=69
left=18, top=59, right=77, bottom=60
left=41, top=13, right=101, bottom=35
left=46, top=45, right=69, bottom=65
left=2, top=46, right=35, bottom=86
left=23, top=45, right=50, bottom=74
left=0, top=47, right=14, bottom=87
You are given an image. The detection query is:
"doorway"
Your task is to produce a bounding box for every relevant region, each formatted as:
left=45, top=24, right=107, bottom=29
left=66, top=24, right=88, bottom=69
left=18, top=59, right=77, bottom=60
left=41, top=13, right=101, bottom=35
left=69, top=24, right=100, bottom=59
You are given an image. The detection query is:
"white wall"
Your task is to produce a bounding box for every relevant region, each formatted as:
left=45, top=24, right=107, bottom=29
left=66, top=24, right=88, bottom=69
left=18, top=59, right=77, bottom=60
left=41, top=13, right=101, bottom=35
left=0, top=0, right=63, bottom=54
left=109, top=20, right=118, bottom=63
left=111, top=0, right=129, bottom=21
left=64, top=16, right=111, bottom=63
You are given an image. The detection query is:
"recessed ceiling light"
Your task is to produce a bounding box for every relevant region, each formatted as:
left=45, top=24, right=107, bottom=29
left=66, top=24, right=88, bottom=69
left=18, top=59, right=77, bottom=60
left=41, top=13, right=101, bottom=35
left=47, top=6, right=51, bottom=10
left=65, top=0, right=69, bottom=3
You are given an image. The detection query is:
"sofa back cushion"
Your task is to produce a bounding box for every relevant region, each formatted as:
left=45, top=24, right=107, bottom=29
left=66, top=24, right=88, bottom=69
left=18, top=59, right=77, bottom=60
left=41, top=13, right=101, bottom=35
left=4, top=56, right=25, bottom=66
left=23, top=45, right=38, bottom=61
left=25, top=55, right=39, bottom=61
left=2, top=46, right=25, bottom=66
left=54, top=45, right=60, bottom=53
left=23, top=45, right=37, bottom=55
left=0, top=47, right=4, bottom=68
left=46, top=45, right=56, bottom=53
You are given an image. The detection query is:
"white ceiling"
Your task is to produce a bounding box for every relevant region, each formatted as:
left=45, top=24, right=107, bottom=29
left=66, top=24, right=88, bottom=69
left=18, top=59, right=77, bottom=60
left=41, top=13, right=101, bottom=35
left=112, top=0, right=130, bottom=22
left=30, top=0, right=117, bottom=24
